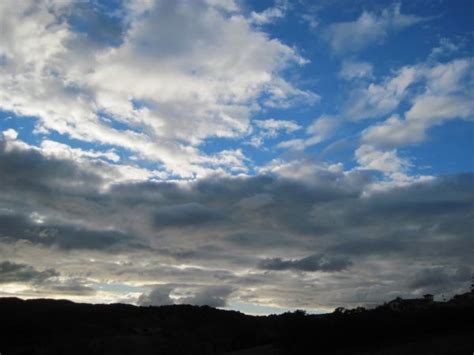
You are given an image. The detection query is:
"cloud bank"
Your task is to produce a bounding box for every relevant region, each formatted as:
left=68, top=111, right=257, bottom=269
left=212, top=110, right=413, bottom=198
left=0, top=137, right=472, bottom=310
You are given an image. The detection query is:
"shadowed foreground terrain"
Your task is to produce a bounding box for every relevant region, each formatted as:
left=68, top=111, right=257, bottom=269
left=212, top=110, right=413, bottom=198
left=0, top=294, right=473, bottom=355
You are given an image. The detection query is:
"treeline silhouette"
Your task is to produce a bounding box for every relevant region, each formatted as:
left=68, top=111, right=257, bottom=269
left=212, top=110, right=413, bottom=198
left=0, top=293, right=473, bottom=354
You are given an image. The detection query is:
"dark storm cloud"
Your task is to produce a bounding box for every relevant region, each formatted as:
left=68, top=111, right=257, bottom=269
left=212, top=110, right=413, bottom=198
left=0, top=261, right=58, bottom=283
left=258, top=254, right=352, bottom=272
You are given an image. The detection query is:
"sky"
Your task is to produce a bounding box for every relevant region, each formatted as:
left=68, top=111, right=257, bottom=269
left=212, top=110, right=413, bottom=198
left=0, top=0, right=473, bottom=314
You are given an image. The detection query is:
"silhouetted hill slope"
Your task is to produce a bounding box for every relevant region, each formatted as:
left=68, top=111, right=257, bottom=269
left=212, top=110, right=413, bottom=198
left=0, top=295, right=473, bottom=354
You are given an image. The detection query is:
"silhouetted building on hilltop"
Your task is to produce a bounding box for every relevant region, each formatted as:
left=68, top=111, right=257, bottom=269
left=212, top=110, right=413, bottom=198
left=387, top=294, right=434, bottom=312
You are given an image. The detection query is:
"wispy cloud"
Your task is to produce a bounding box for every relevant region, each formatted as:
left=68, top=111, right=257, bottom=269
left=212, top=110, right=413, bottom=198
left=324, top=3, right=426, bottom=54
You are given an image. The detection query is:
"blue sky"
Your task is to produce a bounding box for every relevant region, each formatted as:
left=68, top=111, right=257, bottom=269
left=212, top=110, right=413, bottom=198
left=0, top=0, right=473, bottom=313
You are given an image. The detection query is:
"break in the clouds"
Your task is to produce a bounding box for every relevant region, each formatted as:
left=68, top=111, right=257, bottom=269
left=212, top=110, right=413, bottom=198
left=0, top=0, right=473, bottom=314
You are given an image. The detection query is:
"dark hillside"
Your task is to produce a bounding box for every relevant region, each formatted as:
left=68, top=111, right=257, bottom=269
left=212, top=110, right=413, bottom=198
left=0, top=294, right=473, bottom=354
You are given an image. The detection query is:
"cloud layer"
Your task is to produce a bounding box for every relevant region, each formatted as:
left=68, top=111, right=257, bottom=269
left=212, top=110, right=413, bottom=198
left=0, top=137, right=472, bottom=310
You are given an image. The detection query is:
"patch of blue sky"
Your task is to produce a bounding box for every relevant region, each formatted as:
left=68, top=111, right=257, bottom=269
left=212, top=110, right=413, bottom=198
left=66, top=0, right=126, bottom=47
left=405, top=120, right=474, bottom=176
left=0, top=110, right=43, bottom=146
left=96, top=282, right=145, bottom=294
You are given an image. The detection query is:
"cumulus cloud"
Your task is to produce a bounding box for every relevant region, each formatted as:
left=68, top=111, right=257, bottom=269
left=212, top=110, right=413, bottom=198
left=347, top=57, right=473, bottom=184
left=0, top=0, right=315, bottom=178
left=360, top=58, right=474, bottom=149
left=2, top=128, right=18, bottom=140
left=355, top=144, right=410, bottom=175
left=138, top=286, right=174, bottom=306
left=325, top=3, right=426, bottom=54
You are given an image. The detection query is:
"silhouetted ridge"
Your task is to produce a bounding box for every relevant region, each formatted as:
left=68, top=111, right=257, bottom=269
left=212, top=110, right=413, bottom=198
left=0, top=294, right=473, bottom=354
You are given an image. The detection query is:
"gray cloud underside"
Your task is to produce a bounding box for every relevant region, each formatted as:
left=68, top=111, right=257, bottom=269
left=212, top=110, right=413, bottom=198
left=0, top=140, right=472, bottom=309
left=259, top=254, right=352, bottom=272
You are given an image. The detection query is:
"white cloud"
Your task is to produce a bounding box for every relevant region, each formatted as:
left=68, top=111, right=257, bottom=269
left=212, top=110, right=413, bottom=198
left=300, top=13, right=319, bottom=30
left=2, top=129, right=18, bottom=141
left=339, top=60, right=373, bottom=80
left=362, top=115, right=425, bottom=149
left=277, top=115, right=339, bottom=151
left=250, top=118, right=301, bottom=147
left=406, top=94, right=473, bottom=123
left=276, top=138, right=308, bottom=151
left=258, top=158, right=345, bottom=184
left=355, top=144, right=409, bottom=175
left=345, top=66, right=418, bottom=120
left=361, top=58, right=474, bottom=149
left=255, top=119, right=301, bottom=135
left=325, top=3, right=425, bottom=54
left=0, top=0, right=315, bottom=179
left=429, top=37, right=460, bottom=60
left=249, top=0, right=289, bottom=25
left=40, top=140, right=120, bottom=163
left=306, top=115, right=339, bottom=142
left=250, top=7, right=284, bottom=25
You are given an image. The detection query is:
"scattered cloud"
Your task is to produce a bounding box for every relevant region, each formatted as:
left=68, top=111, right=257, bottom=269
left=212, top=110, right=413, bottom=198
left=249, top=1, right=287, bottom=25
left=361, top=58, right=474, bottom=149
left=339, top=60, right=374, bottom=80
left=429, top=37, right=460, bottom=60
left=250, top=119, right=301, bottom=147
left=345, top=66, right=418, bottom=120
left=0, top=0, right=315, bottom=178
left=277, top=115, right=340, bottom=151
left=325, top=3, right=426, bottom=54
